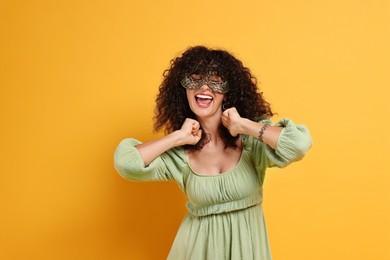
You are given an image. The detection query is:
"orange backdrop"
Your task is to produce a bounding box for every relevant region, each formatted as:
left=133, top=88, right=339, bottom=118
left=1, top=0, right=389, bottom=259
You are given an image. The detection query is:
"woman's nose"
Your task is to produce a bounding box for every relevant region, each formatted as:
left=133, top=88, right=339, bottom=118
left=199, top=83, right=211, bottom=91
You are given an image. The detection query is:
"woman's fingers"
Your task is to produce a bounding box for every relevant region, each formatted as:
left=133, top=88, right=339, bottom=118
left=178, top=118, right=202, bottom=145
left=221, top=107, right=241, bottom=137
left=221, top=116, right=229, bottom=128
left=191, top=121, right=200, bottom=134
left=194, top=129, right=202, bottom=141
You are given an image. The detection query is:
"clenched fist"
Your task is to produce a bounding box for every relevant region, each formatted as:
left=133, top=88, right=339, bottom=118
left=221, top=107, right=244, bottom=137
left=177, top=118, right=202, bottom=145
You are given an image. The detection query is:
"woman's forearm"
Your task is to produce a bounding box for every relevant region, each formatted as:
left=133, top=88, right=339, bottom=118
left=136, top=118, right=202, bottom=166
left=135, top=131, right=183, bottom=167
left=239, top=118, right=283, bottom=149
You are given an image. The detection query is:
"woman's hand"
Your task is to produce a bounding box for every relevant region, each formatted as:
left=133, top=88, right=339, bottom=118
left=135, top=118, right=201, bottom=166
left=222, top=107, right=284, bottom=149
left=221, top=107, right=244, bottom=137
left=176, top=118, right=202, bottom=145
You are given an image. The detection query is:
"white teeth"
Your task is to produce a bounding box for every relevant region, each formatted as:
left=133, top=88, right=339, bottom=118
left=196, top=94, right=213, bottom=99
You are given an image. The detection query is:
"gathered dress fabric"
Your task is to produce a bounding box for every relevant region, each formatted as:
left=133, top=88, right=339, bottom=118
left=114, top=118, right=312, bottom=260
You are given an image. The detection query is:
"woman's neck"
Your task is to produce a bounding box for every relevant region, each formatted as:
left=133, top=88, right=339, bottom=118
left=197, top=115, right=222, bottom=143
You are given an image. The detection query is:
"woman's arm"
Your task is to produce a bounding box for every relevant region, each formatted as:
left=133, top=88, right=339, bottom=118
left=221, top=107, right=282, bottom=149
left=222, top=107, right=312, bottom=168
left=136, top=118, right=202, bottom=166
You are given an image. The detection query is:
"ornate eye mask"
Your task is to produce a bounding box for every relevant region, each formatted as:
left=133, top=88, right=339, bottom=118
left=180, top=73, right=229, bottom=94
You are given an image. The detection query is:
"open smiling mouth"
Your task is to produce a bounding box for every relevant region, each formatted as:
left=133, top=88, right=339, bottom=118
left=195, top=94, right=213, bottom=107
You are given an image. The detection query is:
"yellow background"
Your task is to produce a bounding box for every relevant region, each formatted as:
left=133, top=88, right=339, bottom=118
left=1, top=0, right=389, bottom=259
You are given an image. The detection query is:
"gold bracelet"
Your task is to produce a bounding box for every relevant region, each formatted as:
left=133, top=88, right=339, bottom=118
left=258, top=124, right=270, bottom=142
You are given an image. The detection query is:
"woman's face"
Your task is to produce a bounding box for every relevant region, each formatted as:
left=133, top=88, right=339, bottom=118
left=185, top=75, right=225, bottom=120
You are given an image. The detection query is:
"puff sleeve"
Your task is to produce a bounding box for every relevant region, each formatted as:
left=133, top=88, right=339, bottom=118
left=113, top=138, right=187, bottom=190
left=244, top=118, right=312, bottom=170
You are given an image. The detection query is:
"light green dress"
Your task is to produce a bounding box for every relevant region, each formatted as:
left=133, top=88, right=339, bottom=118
left=114, top=118, right=312, bottom=260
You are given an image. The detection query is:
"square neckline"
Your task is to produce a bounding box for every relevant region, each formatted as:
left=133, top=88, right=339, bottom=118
left=182, top=135, right=245, bottom=177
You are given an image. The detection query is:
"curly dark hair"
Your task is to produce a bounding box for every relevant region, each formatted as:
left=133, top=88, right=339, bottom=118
left=154, top=45, right=273, bottom=150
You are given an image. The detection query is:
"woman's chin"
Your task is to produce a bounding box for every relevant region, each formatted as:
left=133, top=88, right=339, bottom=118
left=192, top=105, right=223, bottom=119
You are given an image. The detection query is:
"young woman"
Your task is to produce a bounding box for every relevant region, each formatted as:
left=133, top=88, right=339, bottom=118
left=114, top=45, right=312, bottom=259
